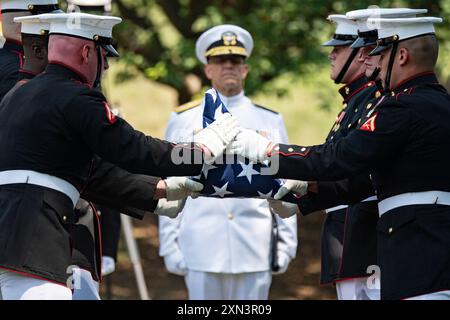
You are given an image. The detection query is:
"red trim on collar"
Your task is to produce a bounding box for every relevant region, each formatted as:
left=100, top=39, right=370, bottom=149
left=19, top=69, right=38, bottom=76
left=345, top=81, right=375, bottom=103
left=392, top=71, right=436, bottom=92
left=47, top=60, right=91, bottom=87
left=339, top=73, right=366, bottom=102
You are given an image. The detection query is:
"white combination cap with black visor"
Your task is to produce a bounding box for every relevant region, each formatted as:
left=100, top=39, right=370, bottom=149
left=368, top=16, right=443, bottom=55
left=195, top=24, right=253, bottom=64
left=323, top=15, right=360, bottom=84
left=367, top=16, right=442, bottom=90
left=1, top=0, right=62, bottom=15
left=346, top=8, right=428, bottom=49
left=14, top=14, right=50, bottom=36
left=28, top=12, right=122, bottom=57
left=322, top=14, right=359, bottom=47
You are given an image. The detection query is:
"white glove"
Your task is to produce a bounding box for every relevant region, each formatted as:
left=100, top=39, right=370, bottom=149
left=194, top=113, right=240, bottom=163
left=226, top=128, right=272, bottom=163
left=163, top=249, right=188, bottom=276
left=164, top=177, right=204, bottom=201
left=274, top=179, right=309, bottom=200
left=101, top=256, right=116, bottom=276
left=154, top=198, right=186, bottom=219
left=272, top=251, right=291, bottom=275
left=268, top=199, right=300, bottom=219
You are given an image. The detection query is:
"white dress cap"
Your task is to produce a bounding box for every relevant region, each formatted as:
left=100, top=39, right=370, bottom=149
left=368, top=16, right=442, bottom=41
left=14, top=14, right=50, bottom=36
left=28, top=12, right=122, bottom=56
left=368, top=16, right=443, bottom=55
left=35, top=12, right=121, bottom=40
left=347, top=8, right=428, bottom=32
left=347, top=8, right=428, bottom=49
left=323, top=14, right=359, bottom=46
left=1, top=0, right=58, bottom=12
left=195, top=24, right=253, bottom=64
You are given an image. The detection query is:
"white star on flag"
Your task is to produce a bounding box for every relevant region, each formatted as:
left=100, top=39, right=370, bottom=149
left=236, top=161, right=260, bottom=183
left=211, top=182, right=233, bottom=198
left=202, top=163, right=217, bottom=179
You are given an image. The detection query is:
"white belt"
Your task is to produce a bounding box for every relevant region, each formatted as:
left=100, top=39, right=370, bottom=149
left=378, top=191, right=450, bottom=216
left=325, top=195, right=378, bottom=214
left=362, top=195, right=378, bottom=202
left=325, top=205, right=348, bottom=214
left=0, top=170, right=80, bottom=207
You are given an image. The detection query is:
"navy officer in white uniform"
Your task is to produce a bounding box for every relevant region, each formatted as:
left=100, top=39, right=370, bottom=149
left=159, top=24, right=298, bottom=300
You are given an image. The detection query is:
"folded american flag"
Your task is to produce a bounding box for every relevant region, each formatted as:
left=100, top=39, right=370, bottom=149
left=193, top=89, right=299, bottom=203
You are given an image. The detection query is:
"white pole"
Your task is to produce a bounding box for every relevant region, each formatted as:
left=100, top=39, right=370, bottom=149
left=120, top=214, right=151, bottom=300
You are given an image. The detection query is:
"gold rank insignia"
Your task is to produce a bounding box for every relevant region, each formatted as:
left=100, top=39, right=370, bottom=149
left=345, top=87, right=350, bottom=94
left=375, top=91, right=381, bottom=98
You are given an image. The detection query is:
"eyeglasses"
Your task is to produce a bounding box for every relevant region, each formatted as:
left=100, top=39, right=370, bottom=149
left=207, top=55, right=245, bottom=65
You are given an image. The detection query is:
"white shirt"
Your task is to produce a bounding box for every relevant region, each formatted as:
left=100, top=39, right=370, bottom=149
left=159, top=91, right=298, bottom=273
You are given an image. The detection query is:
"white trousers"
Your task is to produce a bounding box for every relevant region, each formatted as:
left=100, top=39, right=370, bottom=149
left=336, top=277, right=380, bottom=300
left=406, top=290, right=450, bottom=300
left=0, top=269, right=72, bottom=300
left=71, top=268, right=100, bottom=300
left=185, top=270, right=272, bottom=300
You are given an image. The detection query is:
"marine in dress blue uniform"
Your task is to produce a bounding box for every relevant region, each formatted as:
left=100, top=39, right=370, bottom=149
left=0, top=12, right=236, bottom=299
left=232, top=16, right=450, bottom=300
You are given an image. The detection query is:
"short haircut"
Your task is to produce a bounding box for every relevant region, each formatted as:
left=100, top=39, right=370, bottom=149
left=401, top=34, right=439, bottom=68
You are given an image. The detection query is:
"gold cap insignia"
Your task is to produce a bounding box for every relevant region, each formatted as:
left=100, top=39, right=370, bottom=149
left=222, top=31, right=237, bottom=46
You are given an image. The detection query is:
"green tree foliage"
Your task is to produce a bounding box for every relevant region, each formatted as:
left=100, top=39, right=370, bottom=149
left=112, top=0, right=448, bottom=103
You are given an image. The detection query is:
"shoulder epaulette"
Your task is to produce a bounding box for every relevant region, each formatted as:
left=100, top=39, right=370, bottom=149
left=254, top=103, right=279, bottom=115
left=174, top=99, right=202, bottom=114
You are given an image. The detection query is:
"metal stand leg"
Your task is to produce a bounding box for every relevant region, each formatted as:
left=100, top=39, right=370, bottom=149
left=105, top=274, right=113, bottom=300
left=120, top=214, right=151, bottom=300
